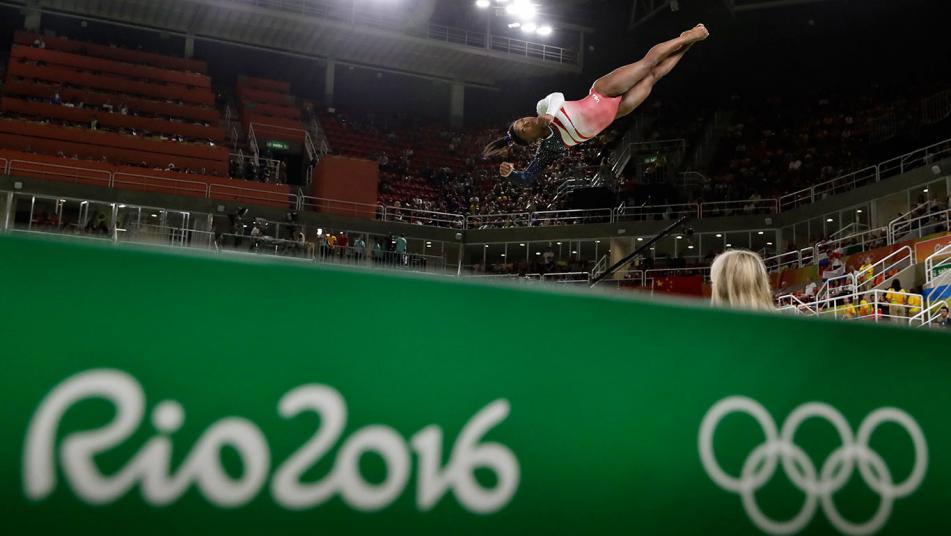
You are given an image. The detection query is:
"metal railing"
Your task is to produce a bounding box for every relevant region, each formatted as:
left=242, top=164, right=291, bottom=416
left=381, top=205, right=465, bottom=228
left=9, top=159, right=110, bottom=187
left=301, top=195, right=384, bottom=220
left=856, top=246, right=915, bottom=293
left=926, top=243, right=951, bottom=283
left=465, top=212, right=533, bottom=229
left=3, top=157, right=297, bottom=208
left=779, top=135, right=951, bottom=211
left=815, top=226, right=888, bottom=257
left=889, top=206, right=951, bottom=243
left=783, top=288, right=927, bottom=326
left=910, top=299, right=949, bottom=328
left=615, top=203, right=699, bottom=221
left=700, top=199, right=779, bottom=218
left=532, top=208, right=613, bottom=226
left=764, top=248, right=814, bottom=272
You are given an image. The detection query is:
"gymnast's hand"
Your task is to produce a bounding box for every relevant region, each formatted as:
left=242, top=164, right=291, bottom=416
left=537, top=114, right=554, bottom=127
left=499, top=162, right=514, bottom=177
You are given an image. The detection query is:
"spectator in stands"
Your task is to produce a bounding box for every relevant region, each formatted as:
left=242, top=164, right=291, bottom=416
left=710, top=250, right=774, bottom=311
left=395, top=234, right=408, bottom=265
left=326, top=230, right=337, bottom=256
left=885, top=279, right=907, bottom=319
left=934, top=305, right=950, bottom=328
left=907, top=288, right=923, bottom=319
left=353, top=235, right=366, bottom=260
left=337, top=232, right=349, bottom=257
left=51, top=92, right=62, bottom=106
left=317, top=230, right=328, bottom=258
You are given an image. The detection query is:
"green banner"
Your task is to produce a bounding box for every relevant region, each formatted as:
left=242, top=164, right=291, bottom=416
left=0, top=234, right=949, bottom=535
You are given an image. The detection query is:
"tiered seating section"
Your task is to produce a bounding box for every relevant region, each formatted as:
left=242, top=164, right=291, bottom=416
left=2, top=32, right=228, bottom=174
left=0, top=32, right=294, bottom=207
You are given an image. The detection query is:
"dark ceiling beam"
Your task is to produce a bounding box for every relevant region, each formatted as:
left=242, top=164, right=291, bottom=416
left=733, top=0, right=839, bottom=12
left=628, top=0, right=674, bottom=31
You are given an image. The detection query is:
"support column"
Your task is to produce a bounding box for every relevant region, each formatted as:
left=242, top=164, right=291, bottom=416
left=449, top=81, right=465, bottom=129
left=184, top=34, right=195, bottom=59
left=609, top=238, right=634, bottom=280
left=324, top=59, right=336, bottom=107
left=23, top=6, right=42, bottom=32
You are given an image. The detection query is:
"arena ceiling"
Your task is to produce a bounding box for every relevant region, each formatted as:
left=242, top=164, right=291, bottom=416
left=3, top=0, right=585, bottom=87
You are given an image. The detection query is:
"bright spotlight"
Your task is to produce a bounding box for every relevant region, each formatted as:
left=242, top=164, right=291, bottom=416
left=475, top=0, right=490, bottom=8
left=507, top=22, right=521, bottom=28
left=536, top=25, right=552, bottom=36
left=521, top=22, right=537, bottom=33
left=507, top=0, right=535, bottom=20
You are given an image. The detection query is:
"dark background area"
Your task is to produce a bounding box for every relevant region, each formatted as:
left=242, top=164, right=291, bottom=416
left=0, top=0, right=948, bottom=127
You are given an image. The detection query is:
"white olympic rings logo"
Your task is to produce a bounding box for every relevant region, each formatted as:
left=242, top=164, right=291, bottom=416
left=699, top=396, right=928, bottom=535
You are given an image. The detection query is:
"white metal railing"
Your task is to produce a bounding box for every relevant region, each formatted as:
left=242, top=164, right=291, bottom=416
left=541, top=271, right=590, bottom=284
left=113, top=172, right=210, bottom=197
left=764, top=249, right=812, bottom=272
left=300, top=195, right=384, bottom=220
left=532, top=208, right=613, bottom=226
left=700, top=199, right=779, bottom=217
left=381, top=205, right=465, bottom=229
left=925, top=243, right=951, bottom=286
left=615, top=203, right=699, bottom=221
left=777, top=294, right=819, bottom=316
left=465, top=212, right=533, bottom=229
left=856, top=246, right=915, bottom=293
left=591, top=254, right=609, bottom=281
left=815, top=272, right=857, bottom=304
left=889, top=207, right=951, bottom=243
left=779, top=135, right=951, bottom=211
left=815, top=226, right=888, bottom=257
left=910, top=299, right=949, bottom=328
left=9, top=159, right=110, bottom=187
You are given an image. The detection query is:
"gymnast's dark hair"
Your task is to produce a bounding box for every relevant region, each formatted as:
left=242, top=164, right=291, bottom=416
left=482, top=122, right=527, bottom=159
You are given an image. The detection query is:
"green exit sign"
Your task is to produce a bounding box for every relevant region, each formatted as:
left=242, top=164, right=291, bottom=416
left=265, top=140, right=290, bottom=151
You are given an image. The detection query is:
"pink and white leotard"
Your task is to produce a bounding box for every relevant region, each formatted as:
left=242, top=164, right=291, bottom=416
left=536, top=89, right=622, bottom=147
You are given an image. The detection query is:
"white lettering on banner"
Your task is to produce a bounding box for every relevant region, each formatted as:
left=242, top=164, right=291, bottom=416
left=698, top=396, right=928, bottom=536
left=23, top=369, right=520, bottom=513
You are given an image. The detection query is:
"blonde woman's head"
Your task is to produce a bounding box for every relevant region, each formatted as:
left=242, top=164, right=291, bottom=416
left=710, top=249, right=774, bottom=311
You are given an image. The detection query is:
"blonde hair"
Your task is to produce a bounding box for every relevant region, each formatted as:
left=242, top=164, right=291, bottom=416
left=710, top=249, right=775, bottom=311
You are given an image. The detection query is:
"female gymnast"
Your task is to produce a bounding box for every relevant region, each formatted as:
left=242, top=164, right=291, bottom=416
left=483, top=24, right=709, bottom=184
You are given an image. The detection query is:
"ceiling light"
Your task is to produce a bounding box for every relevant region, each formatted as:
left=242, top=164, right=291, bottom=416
left=637, top=237, right=644, bottom=242
left=501, top=253, right=506, bottom=257
left=484, top=245, right=489, bottom=248
left=595, top=240, right=601, bottom=244
left=856, top=209, right=863, bottom=213
left=556, top=241, right=562, bottom=245
left=726, top=243, right=733, bottom=247
left=519, top=243, right=525, bottom=247
left=475, top=0, right=490, bottom=7
left=757, top=231, right=764, bottom=235
left=676, top=235, right=683, bottom=240
left=767, top=242, right=774, bottom=246
left=571, top=250, right=578, bottom=254
left=535, top=251, right=541, bottom=255
left=923, top=188, right=929, bottom=193
left=826, top=218, right=834, bottom=223
left=521, top=22, right=537, bottom=33
left=507, top=22, right=521, bottom=28
left=715, top=233, right=723, bottom=238
left=536, top=25, right=552, bottom=36
left=687, top=245, right=695, bottom=250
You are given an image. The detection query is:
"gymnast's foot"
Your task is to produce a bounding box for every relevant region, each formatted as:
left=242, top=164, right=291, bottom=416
left=681, top=24, right=709, bottom=43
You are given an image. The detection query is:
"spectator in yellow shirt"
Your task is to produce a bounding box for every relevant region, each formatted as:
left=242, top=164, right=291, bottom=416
left=907, top=290, right=923, bottom=318
left=859, top=298, right=874, bottom=318
left=841, top=296, right=857, bottom=319
left=885, top=279, right=906, bottom=319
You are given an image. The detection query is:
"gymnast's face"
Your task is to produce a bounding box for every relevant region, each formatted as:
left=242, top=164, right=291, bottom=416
left=512, top=116, right=547, bottom=144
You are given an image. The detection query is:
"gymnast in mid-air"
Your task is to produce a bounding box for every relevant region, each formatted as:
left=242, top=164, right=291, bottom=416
left=484, top=24, right=709, bottom=184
